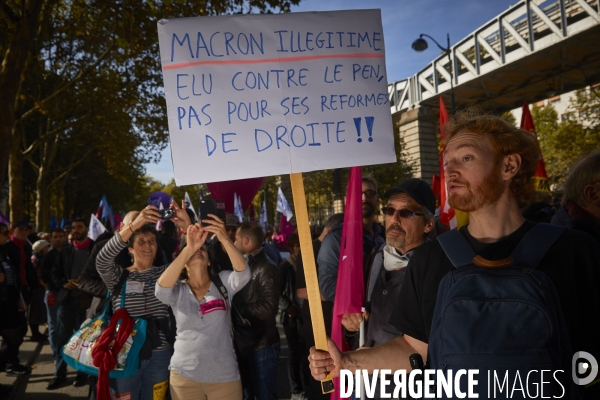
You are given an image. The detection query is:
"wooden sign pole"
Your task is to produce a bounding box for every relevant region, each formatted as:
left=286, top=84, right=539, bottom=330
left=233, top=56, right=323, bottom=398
left=289, top=173, right=335, bottom=394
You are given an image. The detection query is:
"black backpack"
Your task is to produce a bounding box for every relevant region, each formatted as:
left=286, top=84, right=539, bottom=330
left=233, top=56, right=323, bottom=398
left=428, top=223, right=579, bottom=399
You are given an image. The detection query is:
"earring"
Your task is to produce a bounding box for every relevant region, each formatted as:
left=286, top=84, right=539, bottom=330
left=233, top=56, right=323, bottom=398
left=130, top=253, right=134, bottom=263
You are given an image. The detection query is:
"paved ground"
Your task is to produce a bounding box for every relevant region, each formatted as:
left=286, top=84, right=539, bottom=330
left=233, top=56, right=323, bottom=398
left=1, top=325, right=299, bottom=400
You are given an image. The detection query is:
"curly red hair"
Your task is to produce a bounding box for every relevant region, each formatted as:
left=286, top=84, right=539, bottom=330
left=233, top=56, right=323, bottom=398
left=443, top=110, right=540, bottom=208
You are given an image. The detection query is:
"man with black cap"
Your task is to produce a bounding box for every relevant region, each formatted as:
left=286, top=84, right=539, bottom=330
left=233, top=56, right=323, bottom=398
left=342, top=178, right=435, bottom=344
left=341, top=178, right=435, bottom=398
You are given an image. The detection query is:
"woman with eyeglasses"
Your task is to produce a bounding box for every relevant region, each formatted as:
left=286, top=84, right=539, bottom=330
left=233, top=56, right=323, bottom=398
left=95, top=207, right=173, bottom=400
left=155, top=214, right=250, bottom=400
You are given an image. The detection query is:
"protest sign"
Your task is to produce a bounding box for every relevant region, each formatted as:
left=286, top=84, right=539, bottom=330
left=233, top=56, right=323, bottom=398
left=157, top=9, right=395, bottom=185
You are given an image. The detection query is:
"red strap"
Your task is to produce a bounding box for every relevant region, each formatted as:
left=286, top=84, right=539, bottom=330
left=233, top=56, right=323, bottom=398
left=92, top=308, right=134, bottom=400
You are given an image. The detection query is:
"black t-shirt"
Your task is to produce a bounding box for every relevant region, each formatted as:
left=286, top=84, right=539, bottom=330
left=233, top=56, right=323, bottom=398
left=390, top=221, right=600, bottom=366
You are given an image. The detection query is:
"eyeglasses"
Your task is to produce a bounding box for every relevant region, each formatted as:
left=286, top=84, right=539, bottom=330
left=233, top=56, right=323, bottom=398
left=362, top=190, right=377, bottom=199
left=381, top=207, right=424, bottom=219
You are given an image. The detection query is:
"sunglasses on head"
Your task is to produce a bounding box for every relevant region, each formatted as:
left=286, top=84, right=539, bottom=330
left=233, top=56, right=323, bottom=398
left=362, top=190, right=377, bottom=199
left=381, top=207, right=424, bottom=219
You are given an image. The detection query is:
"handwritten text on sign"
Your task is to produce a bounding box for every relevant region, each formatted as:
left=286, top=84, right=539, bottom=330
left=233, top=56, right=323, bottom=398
left=157, top=10, right=396, bottom=185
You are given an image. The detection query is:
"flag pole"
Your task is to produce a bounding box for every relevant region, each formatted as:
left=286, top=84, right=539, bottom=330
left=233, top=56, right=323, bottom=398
left=359, top=307, right=365, bottom=400
left=289, top=173, right=334, bottom=394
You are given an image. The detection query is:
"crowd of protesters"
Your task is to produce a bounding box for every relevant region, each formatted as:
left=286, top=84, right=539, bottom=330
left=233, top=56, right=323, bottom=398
left=0, top=112, right=599, bottom=400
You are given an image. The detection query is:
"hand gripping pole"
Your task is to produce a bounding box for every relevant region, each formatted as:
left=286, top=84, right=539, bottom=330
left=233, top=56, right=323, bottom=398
left=289, top=173, right=334, bottom=394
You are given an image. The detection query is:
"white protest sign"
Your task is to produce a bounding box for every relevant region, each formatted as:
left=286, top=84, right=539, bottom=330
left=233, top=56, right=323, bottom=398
left=157, top=10, right=395, bottom=185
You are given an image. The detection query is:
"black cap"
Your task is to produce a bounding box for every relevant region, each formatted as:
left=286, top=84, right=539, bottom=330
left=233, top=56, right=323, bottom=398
left=13, top=220, right=29, bottom=229
left=384, top=178, right=436, bottom=214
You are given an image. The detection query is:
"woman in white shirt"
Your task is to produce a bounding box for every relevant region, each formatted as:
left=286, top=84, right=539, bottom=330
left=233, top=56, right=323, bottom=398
left=156, top=215, right=250, bottom=400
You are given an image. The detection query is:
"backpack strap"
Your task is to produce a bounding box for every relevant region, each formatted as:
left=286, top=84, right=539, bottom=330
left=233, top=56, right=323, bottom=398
left=437, top=230, right=477, bottom=269
left=211, top=273, right=229, bottom=304
left=510, top=223, right=566, bottom=269
left=211, top=273, right=234, bottom=340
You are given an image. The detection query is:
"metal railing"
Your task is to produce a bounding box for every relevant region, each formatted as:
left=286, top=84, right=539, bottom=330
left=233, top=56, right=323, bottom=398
left=388, top=0, right=600, bottom=113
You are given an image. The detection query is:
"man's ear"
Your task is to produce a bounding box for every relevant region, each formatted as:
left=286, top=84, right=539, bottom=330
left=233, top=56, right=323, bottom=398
left=502, top=153, right=522, bottom=181
left=424, top=219, right=434, bottom=234
left=583, top=183, right=600, bottom=207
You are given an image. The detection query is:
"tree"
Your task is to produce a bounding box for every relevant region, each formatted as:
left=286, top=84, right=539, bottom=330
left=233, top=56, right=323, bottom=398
left=534, top=88, right=600, bottom=187
left=1, top=0, right=300, bottom=227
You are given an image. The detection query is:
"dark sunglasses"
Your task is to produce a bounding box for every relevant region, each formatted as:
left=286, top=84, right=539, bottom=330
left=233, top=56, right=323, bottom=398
left=381, top=207, right=424, bottom=219
left=362, top=190, right=377, bottom=199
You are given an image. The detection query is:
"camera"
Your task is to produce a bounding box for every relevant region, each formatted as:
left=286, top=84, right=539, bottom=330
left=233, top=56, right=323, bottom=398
left=158, top=209, right=174, bottom=220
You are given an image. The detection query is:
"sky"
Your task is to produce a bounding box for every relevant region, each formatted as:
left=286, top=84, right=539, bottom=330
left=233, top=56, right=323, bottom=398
left=145, top=0, right=518, bottom=183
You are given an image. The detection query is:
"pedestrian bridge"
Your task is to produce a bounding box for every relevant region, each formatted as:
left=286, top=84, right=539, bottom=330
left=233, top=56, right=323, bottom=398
left=388, top=0, right=600, bottom=114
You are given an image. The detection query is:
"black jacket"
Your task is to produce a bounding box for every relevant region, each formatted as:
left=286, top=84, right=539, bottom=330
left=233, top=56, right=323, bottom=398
left=0, top=246, right=21, bottom=301
left=232, top=249, right=281, bottom=352
left=4, top=240, right=39, bottom=297
left=552, top=205, right=600, bottom=243
left=77, top=238, right=112, bottom=298
left=279, top=258, right=300, bottom=325
left=41, top=247, right=61, bottom=291
left=52, top=240, right=95, bottom=289
left=52, top=240, right=95, bottom=305
left=364, top=244, right=406, bottom=347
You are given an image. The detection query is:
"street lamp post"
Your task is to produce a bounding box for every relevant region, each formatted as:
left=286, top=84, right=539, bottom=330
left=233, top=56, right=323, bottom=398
left=412, top=33, right=456, bottom=114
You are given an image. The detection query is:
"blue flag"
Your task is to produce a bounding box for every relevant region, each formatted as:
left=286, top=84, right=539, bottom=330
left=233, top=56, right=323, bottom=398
left=276, top=187, right=293, bottom=220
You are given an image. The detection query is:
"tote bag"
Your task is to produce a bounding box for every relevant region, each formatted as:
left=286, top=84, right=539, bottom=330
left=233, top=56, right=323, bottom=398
left=61, top=275, right=148, bottom=378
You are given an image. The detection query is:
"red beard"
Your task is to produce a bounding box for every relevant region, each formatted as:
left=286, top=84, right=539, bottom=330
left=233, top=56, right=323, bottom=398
left=448, top=164, right=505, bottom=212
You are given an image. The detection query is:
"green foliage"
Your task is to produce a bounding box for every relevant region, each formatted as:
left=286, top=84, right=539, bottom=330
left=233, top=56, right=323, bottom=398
left=534, top=89, right=600, bottom=187
left=1, top=0, right=301, bottom=227
left=501, top=111, right=517, bottom=126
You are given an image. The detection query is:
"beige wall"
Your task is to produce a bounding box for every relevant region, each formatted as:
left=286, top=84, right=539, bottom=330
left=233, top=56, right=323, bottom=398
left=396, top=106, right=439, bottom=185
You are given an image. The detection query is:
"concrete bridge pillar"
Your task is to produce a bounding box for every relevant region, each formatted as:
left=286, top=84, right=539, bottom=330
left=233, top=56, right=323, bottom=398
left=395, top=105, right=440, bottom=186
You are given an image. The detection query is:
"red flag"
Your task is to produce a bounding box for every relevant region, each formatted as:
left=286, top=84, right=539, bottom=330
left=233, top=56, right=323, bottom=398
left=331, top=166, right=364, bottom=399
left=113, top=212, right=123, bottom=230
left=439, top=98, right=469, bottom=229
left=432, top=174, right=441, bottom=209
left=520, top=101, right=551, bottom=193
left=439, top=97, right=456, bottom=227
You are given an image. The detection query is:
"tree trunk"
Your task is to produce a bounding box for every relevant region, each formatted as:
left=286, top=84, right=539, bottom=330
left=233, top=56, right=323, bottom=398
left=35, top=162, right=47, bottom=231
left=0, top=0, right=45, bottom=189
left=9, top=136, right=24, bottom=223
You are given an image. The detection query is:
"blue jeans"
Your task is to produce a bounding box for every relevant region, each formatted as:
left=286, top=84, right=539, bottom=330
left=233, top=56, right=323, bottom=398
left=109, top=348, right=172, bottom=400
left=44, top=290, right=59, bottom=358
left=55, top=296, right=86, bottom=378
left=243, top=342, right=280, bottom=400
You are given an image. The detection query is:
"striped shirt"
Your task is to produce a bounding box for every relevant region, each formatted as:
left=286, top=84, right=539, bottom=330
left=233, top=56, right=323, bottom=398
left=96, top=234, right=170, bottom=349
